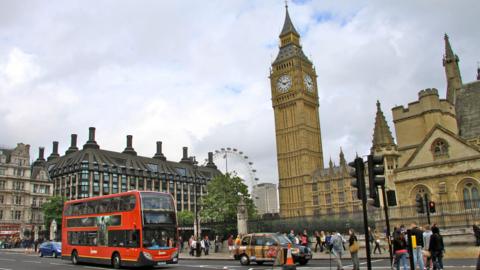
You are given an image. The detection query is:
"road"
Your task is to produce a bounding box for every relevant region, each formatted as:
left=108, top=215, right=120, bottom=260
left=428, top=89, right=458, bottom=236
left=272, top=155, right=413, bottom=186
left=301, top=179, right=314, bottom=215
left=0, top=251, right=477, bottom=269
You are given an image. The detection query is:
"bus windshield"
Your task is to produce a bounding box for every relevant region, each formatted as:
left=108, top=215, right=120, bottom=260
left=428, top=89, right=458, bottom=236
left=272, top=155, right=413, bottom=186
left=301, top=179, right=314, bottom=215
left=142, top=226, right=176, bottom=250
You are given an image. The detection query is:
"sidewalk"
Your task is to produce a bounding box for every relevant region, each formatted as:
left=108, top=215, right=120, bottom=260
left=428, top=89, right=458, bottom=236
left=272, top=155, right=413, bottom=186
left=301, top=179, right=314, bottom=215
left=179, top=245, right=479, bottom=260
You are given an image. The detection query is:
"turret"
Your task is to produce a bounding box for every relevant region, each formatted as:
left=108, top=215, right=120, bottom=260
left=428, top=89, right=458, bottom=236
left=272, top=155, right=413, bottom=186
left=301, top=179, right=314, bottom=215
left=443, top=34, right=463, bottom=105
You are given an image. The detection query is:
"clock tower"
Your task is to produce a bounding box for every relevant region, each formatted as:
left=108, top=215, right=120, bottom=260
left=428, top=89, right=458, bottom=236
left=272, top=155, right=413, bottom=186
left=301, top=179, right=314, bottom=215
left=270, top=5, right=324, bottom=217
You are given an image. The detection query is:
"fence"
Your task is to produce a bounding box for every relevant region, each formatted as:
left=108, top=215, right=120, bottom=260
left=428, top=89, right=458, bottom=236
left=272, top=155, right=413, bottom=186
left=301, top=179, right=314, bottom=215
left=180, top=199, right=480, bottom=239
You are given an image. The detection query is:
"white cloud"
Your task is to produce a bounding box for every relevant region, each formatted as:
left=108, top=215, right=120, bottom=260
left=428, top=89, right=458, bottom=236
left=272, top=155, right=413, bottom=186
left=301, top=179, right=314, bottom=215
left=0, top=0, right=478, bottom=186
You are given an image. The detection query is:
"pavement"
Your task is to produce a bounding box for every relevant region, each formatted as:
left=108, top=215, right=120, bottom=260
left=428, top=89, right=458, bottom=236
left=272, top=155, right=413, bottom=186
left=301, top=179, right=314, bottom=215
left=3, top=244, right=477, bottom=260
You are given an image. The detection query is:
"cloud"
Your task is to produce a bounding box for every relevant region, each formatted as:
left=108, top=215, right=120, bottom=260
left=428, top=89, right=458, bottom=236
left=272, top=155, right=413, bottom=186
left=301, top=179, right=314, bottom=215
left=0, top=0, right=478, bottom=187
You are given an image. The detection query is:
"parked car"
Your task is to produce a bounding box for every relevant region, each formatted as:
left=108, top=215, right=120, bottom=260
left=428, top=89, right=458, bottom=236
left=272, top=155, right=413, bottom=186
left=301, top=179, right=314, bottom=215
left=39, top=241, right=62, bottom=258
left=234, top=233, right=311, bottom=266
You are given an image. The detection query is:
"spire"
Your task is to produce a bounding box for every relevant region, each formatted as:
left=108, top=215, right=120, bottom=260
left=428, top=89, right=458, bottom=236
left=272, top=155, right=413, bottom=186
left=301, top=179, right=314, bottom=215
left=280, top=3, right=299, bottom=37
left=443, top=33, right=463, bottom=105
left=339, top=148, right=346, bottom=167
left=371, top=101, right=395, bottom=152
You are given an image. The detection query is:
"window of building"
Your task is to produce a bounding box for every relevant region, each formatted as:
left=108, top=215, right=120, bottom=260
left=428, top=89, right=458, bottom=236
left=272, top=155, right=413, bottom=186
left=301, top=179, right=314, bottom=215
left=325, top=194, right=331, bottom=204
left=325, top=181, right=331, bottom=190
left=0, top=195, right=3, bottom=204
left=120, top=174, right=126, bottom=192
left=312, top=182, right=318, bottom=192
left=338, top=192, right=345, bottom=202
left=0, top=168, right=5, bottom=175
left=162, top=179, right=167, bottom=193
left=112, top=174, right=118, bottom=194
left=103, top=173, right=110, bottom=195
left=32, top=197, right=37, bottom=207
left=138, top=177, right=144, bottom=190
left=431, top=139, right=449, bottom=158
left=13, top=182, right=24, bottom=191
left=12, top=196, right=22, bottom=205
left=0, top=180, right=5, bottom=189
left=146, top=179, right=152, bottom=190
left=463, top=182, right=480, bottom=209
left=313, top=195, right=319, bottom=205
left=0, top=210, right=3, bottom=220
left=337, top=179, right=344, bottom=189
left=13, top=210, right=21, bottom=220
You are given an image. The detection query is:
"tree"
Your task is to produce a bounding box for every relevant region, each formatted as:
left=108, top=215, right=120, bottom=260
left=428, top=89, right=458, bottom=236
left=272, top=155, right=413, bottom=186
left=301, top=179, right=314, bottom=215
left=177, top=210, right=194, bottom=226
left=42, top=196, right=66, bottom=229
left=200, top=173, right=256, bottom=222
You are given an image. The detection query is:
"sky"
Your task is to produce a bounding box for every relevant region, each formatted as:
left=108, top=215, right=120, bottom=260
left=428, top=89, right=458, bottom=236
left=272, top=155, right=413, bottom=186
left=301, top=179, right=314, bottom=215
left=0, top=0, right=479, bottom=187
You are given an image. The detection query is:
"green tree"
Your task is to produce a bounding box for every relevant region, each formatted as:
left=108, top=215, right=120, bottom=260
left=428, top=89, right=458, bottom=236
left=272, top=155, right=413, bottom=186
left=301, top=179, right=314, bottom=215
left=177, top=210, right=194, bottom=226
left=42, top=196, right=66, bottom=229
left=200, top=173, right=256, bottom=222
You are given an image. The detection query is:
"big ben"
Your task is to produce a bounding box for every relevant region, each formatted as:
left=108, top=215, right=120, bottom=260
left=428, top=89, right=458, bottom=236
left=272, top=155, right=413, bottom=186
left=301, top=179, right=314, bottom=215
left=270, top=5, right=324, bottom=217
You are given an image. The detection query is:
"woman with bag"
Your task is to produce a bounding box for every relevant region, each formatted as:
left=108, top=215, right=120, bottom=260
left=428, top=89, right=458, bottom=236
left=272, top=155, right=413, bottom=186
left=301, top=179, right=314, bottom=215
left=393, top=230, right=408, bottom=270
left=348, top=229, right=360, bottom=270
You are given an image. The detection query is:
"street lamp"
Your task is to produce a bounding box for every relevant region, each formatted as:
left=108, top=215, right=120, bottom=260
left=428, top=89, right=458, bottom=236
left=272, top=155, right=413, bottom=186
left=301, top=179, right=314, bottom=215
left=192, top=157, right=201, bottom=257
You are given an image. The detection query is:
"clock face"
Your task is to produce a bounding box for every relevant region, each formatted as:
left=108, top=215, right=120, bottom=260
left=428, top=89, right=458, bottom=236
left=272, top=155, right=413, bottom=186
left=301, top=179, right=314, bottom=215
left=304, top=74, right=314, bottom=92
left=276, top=75, right=292, bottom=93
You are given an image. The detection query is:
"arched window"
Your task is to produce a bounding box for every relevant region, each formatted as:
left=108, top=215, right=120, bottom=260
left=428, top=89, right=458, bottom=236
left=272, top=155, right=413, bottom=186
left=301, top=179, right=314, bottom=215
left=463, top=182, right=480, bottom=209
left=431, top=139, right=449, bottom=158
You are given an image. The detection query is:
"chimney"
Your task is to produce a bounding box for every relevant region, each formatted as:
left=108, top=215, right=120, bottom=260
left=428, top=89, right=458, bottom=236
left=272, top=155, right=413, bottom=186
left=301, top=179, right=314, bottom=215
left=153, top=141, right=167, bottom=161
left=206, top=151, right=217, bottom=169
left=47, top=141, right=60, bottom=161
left=83, top=127, right=100, bottom=150
left=66, top=134, right=79, bottom=155
left=180, top=146, right=191, bottom=164
left=122, top=135, right=137, bottom=156
left=33, top=147, right=46, bottom=167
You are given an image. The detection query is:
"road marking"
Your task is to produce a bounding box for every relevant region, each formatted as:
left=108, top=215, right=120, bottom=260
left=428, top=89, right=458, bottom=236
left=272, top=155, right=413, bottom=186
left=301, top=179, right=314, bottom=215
left=22, top=260, right=42, bottom=263
left=0, top=268, right=13, bottom=270
left=0, top=258, right=15, bottom=261
left=50, top=262, right=75, bottom=266
left=82, top=267, right=109, bottom=269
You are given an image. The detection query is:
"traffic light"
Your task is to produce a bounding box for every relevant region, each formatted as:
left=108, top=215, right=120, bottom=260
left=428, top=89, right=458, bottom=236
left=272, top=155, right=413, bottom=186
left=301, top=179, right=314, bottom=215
left=367, top=155, right=385, bottom=208
left=429, top=201, right=436, bottom=213
left=415, top=194, right=425, bottom=213
left=349, top=157, right=365, bottom=200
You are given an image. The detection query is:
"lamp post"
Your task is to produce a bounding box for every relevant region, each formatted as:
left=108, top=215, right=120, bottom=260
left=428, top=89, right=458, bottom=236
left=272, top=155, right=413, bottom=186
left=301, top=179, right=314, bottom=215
left=192, top=157, right=201, bottom=257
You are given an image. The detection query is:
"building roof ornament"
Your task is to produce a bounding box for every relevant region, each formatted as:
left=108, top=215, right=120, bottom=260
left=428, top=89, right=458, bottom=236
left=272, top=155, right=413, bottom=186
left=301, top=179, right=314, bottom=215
left=371, top=100, right=396, bottom=152
left=280, top=2, right=299, bottom=38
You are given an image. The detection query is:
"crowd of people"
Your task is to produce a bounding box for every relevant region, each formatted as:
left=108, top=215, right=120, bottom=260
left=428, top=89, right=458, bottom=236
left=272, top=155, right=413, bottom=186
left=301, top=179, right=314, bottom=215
left=0, top=236, right=46, bottom=254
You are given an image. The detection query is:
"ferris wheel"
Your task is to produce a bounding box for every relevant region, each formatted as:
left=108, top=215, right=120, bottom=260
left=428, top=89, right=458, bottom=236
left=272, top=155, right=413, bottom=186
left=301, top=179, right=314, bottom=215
left=204, top=147, right=259, bottom=191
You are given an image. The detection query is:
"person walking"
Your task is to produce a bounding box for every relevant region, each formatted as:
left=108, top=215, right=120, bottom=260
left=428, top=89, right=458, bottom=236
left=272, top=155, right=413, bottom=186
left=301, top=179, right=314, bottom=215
left=320, top=231, right=326, bottom=252
left=348, top=229, right=360, bottom=270
left=368, top=227, right=375, bottom=254
left=301, top=230, right=309, bottom=247
left=429, top=226, right=444, bottom=270
left=473, top=222, right=480, bottom=246
left=331, top=230, right=346, bottom=270
left=411, top=222, right=425, bottom=270
left=393, top=230, right=408, bottom=270
left=227, top=235, right=234, bottom=253
left=314, top=231, right=321, bottom=252
left=373, top=230, right=383, bottom=254
left=203, top=236, right=210, bottom=255
left=288, top=229, right=295, bottom=243
left=423, top=224, right=433, bottom=270
left=190, top=236, right=197, bottom=256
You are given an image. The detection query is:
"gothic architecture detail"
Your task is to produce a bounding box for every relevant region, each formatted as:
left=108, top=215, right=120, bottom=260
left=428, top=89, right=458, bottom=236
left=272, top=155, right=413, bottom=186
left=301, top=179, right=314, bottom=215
left=270, top=5, right=324, bottom=217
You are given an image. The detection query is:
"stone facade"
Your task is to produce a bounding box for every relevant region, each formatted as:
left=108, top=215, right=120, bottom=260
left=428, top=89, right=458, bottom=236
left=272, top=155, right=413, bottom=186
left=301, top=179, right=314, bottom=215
left=270, top=6, right=324, bottom=217
left=456, top=80, right=480, bottom=146
left=0, top=144, right=52, bottom=239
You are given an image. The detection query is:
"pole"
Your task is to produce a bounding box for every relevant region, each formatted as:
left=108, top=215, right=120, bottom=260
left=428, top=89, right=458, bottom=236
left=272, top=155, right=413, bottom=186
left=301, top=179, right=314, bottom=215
left=424, top=194, right=431, bottom=225
left=193, top=158, right=201, bottom=257
left=358, top=159, right=372, bottom=270
left=381, top=185, right=393, bottom=265
left=407, top=229, right=415, bottom=269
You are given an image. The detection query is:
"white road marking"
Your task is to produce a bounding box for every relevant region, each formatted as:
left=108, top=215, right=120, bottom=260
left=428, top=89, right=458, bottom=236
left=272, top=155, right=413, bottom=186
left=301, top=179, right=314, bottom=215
left=22, top=260, right=42, bottom=263
left=0, top=268, right=13, bottom=270
left=0, top=258, right=15, bottom=261
left=82, top=267, right=109, bottom=269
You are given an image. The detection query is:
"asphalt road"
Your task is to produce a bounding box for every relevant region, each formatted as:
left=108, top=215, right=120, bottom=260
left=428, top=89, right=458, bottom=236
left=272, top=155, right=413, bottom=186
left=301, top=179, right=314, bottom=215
left=0, top=251, right=477, bottom=269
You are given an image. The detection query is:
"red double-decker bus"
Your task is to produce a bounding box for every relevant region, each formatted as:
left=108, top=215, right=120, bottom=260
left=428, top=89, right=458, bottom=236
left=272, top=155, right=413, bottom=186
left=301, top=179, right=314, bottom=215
left=61, top=191, right=178, bottom=268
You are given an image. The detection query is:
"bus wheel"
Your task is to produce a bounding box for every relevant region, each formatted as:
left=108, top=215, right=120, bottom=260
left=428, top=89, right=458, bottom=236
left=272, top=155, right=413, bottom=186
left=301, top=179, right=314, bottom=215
left=112, top=253, right=121, bottom=269
left=71, top=250, right=79, bottom=265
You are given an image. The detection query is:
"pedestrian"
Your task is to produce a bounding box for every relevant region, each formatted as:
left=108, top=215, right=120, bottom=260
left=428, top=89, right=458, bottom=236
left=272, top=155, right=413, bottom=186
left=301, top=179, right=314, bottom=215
left=325, top=232, right=332, bottom=252
left=227, top=235, right=234, bottom=253
left=301, top=230, right=308, bottom=247
left=34, top=239, right=39, bottom=253
left=473, top=222, right=480, bottom=246
left=393, top=230, right=408, bottom=270
left=295, top=233, right=301, bottom=245
left=373, top=229, right=383, bottom=254
left=190, top=236, right=197, bottom=256
left=348, top=229, right=360, bottom=270
left=214, top=235, right=221, bottom=253
left=368, top=227, right=375, bottom=254
left=200, top=237, right=206, bottom=255
left=423, top=224, right=433, bottom=270
left=178, top=236, right=183, bottom=252
left=411, top=222, right=425, bottom=270
left=320, top=231, right=326, bottom=252
left=330, top=230, right=346, bottom=270
left=429, top=226, right=444, bottom=270
left=288, top=229, right=295, bottom=243
left=203, top=236, right=210, bottom=255
left=314, top=231, right=321, bottom=252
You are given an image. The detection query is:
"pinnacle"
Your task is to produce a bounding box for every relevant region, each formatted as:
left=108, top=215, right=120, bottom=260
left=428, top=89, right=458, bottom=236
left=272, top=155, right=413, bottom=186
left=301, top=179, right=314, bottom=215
left=372, top=101, right=395, bottom=150
left=280, top=4, right=299, bottom=37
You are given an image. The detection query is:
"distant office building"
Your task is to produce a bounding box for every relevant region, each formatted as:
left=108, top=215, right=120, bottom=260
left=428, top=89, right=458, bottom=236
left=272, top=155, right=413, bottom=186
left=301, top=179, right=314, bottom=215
left=252, top=183, right=279, bottom=216
left=45, top=127, right=221, bottom=212
left=0, top=143, right=52, bottom=239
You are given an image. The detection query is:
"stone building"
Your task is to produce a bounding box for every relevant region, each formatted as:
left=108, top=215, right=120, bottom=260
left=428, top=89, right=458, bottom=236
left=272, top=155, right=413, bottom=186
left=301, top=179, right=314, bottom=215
left=375, top=34, right=480, bottom=208
left=270, top=4, right=324, bottom=217
left=46, top=127, right=221, bottom=212
left=252, top=183, right=279, bottom=216
left=0, top=143, right=52, bottom=239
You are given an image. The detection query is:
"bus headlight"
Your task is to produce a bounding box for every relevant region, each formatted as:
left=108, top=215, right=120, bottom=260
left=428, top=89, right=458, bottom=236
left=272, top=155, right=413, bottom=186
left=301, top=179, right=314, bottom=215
left=142, top=251, right=153, bottom=260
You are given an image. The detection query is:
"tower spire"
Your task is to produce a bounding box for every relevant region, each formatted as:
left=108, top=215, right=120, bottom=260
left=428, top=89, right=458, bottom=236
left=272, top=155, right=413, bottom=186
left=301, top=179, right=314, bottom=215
left=371, top=100, right=395, bottom=153
left=443, top=33, right=463, bottom=105
left=280, top=3, right=299, bottom=38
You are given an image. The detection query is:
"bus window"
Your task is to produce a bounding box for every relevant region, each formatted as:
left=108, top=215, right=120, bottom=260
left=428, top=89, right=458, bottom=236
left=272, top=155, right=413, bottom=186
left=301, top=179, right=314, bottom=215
left=143, top=228, right=176, bottom=249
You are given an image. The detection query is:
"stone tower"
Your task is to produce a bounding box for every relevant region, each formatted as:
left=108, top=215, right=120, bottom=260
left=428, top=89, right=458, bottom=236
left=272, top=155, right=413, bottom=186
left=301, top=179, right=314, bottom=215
left=270, top=4, right=324, bottom=217
left=443, top=34, right=463, bottom=105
